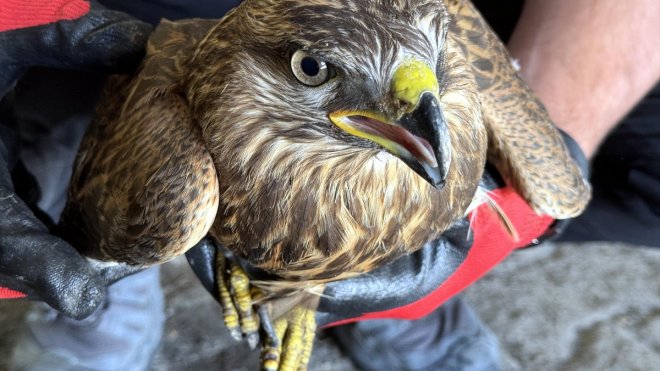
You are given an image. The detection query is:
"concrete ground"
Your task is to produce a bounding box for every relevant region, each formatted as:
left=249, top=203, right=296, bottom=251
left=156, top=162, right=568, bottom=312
left=465, top=242, right=660, bottom=371
left=1, top=241, right=658, bottom=370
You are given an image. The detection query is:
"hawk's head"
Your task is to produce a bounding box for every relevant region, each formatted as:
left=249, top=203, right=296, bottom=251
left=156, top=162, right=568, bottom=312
left=186, top=0, right=485, bottom=192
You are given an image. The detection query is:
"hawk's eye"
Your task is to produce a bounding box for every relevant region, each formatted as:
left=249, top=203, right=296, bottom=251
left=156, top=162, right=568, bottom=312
left=291, top=50, right=330, bottom=86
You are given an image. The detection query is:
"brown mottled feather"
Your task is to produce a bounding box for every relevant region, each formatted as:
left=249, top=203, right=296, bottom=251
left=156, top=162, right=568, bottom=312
left=445, top=0, right=591, bottom=218
left=61, top=1, right=590, bottom=295
left=59, top=20, right=220, bottom=265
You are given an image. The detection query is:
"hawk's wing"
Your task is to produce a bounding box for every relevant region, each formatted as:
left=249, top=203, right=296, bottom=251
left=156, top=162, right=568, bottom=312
left=59, top=20, right=219, bottom=265
left=445, top=0, right=591, bottom=219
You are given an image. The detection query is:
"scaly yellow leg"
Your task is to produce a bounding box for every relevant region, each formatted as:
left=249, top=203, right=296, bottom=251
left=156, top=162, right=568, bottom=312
left=261, top=308, right=287, bottom=371
left=297, top=316, right=315, bottom=371
left=229, top=260, right=260, bottom=348
left=215, top=253, right=240, bottom=339
left=261, top=306, right=317, bottom=371
left=215, top=254, right=260, bottom=347
left=214, top=254, right=317, bottom=370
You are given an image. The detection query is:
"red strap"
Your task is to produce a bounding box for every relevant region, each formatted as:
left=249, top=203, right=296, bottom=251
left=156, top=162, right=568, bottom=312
left=327, top=186, right=554, bottom=326
left=0, top=286, right=27, bottom=299
left=0, top=0, right=90, bottom=32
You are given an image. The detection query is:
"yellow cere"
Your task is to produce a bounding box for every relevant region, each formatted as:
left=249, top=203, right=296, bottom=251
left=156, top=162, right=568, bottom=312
left=391, top=58, right=439, bottom=108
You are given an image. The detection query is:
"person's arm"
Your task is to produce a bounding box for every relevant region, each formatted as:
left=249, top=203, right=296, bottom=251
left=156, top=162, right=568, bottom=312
left=508, top=0, right=660, bottom=159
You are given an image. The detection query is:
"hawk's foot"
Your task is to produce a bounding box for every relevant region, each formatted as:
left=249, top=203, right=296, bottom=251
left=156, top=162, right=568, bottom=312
left=260, top=305, right=316, bottom=371
left=215, top=254, right=260, bottom=348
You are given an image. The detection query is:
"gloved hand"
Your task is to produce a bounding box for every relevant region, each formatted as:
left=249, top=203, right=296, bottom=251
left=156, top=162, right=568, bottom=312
left=0, top=0, right=151, bottom=319
left=186, top=130, right=588, bottom=327
left=0, top=0, right=152, bottom=95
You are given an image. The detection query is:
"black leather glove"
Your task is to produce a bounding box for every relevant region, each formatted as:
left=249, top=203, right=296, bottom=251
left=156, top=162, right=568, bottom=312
left=0, top=118, right=106, bottom=318
left=0, top=0, right=151, bottom=319
left=0, top=0, right=152, bottom=96
left=186, top=219, right=472, bottom=328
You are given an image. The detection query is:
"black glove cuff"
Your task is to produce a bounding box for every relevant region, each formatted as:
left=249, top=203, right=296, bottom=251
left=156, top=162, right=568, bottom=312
left=186, top=239, right=220, bottom=299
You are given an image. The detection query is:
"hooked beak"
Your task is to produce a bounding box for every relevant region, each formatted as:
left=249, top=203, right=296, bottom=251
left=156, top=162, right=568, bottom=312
left=329, top=59, right=451, bottom=189
left=397, top=92, right=451, bottom=188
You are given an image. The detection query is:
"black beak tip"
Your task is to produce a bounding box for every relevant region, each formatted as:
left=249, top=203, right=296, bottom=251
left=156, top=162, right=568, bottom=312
left=419, top=162, right=448, bottom=190
left=432, top=178, right=446, bottom=189
left=397, top=92, right=452, bottom=190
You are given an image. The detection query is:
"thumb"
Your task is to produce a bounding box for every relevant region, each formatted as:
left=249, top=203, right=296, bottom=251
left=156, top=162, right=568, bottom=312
left=0, top=1, right=152, bottom=73
left=1, top=232, right=106, bottom=319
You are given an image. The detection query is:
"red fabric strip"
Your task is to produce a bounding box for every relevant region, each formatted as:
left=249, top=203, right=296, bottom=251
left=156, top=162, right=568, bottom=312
left=0, top=0, right=90, bottom=32
left=326, top=186, right=554, bottom=327
left=0, top=286, right=27, bottom=299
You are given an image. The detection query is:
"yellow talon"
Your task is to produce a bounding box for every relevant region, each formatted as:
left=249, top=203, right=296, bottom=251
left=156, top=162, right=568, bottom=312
left=261, top=317, right=287, bottom=371
left=214, top=255, right=317, bottom=370
left=279, top=320, right=303, bottom=370
left=216, top=254, right=240, bottom=337
left=278, top=306, right=317, bottom=371
left=215, top=255, right=259, bottom=345
left=262, top=359, right=279, bottom=371
left=297, top=309, right=315, bottom=370
left=230, top=261, right=259, bottom=335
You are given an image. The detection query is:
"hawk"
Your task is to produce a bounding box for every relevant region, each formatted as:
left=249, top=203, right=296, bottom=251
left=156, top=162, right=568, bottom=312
left=59, top=0, right=590, bottom=369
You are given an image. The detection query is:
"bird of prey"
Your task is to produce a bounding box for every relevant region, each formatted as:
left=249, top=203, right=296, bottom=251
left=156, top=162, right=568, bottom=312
left=59, top=0, right=591, bottom=369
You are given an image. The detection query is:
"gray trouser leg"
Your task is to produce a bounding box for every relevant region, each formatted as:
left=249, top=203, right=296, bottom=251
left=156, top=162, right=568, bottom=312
left=330, top=297, right=500, bottom=371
